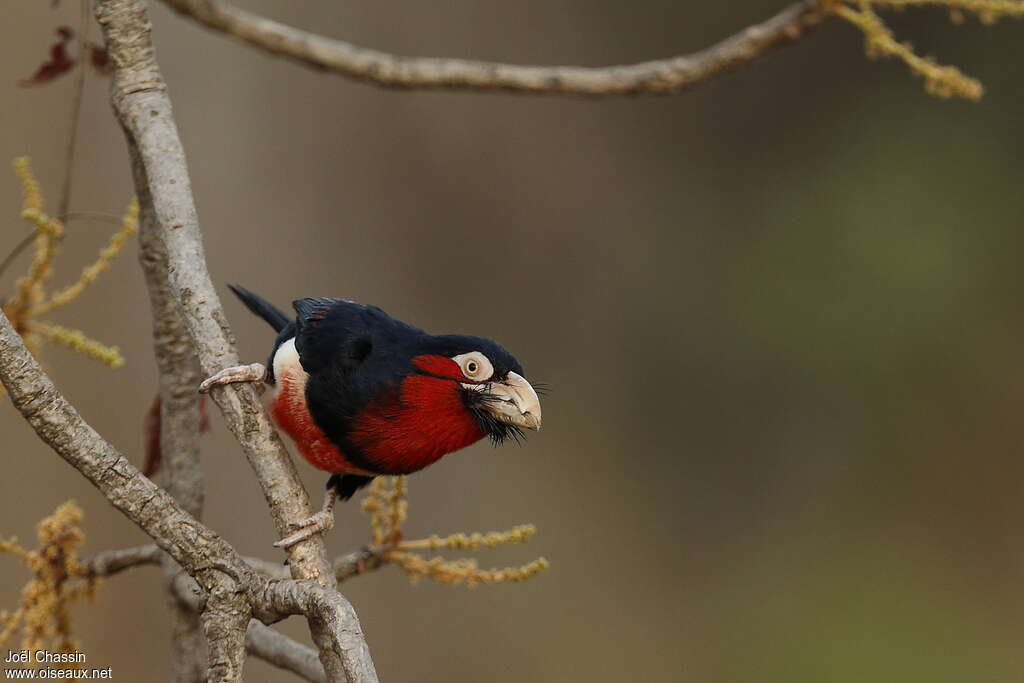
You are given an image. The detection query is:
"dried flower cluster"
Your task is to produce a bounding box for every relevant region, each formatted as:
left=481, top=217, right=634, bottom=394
left=2, top=157, right=137, bottom=370
left=828, top=0, right=1024, bottom=99
left=361, top=477, right=549, bottom=587
left=0, top=502, right=97, bottom=658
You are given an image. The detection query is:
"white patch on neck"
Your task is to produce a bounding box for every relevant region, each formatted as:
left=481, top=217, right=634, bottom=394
left=272, top=337, right=307, bottom=398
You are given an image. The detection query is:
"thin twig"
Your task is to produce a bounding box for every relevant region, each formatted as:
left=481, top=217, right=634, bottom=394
left=160, top=0, right=828, bottom=95
left=82, top=544, right=162, bottom=576
left=0, top=233, right=36, bottom=283
left=0, top=214, right=131, bottom=285
left=57, top=0, right=91, bottom=222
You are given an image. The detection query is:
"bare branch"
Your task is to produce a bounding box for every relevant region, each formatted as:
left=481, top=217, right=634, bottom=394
left=0, top=319, right=377, bottom=680
left=247, top=622, right=327, bottom=683
left=334, top=547, right=386, bottom=584
left=202, top=590, right=252, bottom=683
left=0, top=307, right=279, bottom=681
left=159, top=0, right=827, bottom=95
left=132, top=140, right=208, bottom=682
left=172, top=575, right=327, bottom=683
left=166, top=571, right=208, bottom=682
left=82, top=543, right=161, bottom=576
left=166, top=587, right=206, bottom=683
left=135, top=191, right=205, bottom=518
left=256, top=581, right=376, bottom=683
left=57, top=0, right=91, bottom=221
left=96, top=0, right=334, bottom=576
left=0, top=310, right=252, bottom=586
left=93, top=0, right=378, bottom=678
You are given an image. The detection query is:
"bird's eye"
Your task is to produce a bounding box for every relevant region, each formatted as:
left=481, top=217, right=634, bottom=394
left=452, top=352, right=493, bottom=382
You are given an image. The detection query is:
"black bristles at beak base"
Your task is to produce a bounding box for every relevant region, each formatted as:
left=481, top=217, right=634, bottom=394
left=462, top=390, right=527, bottom=446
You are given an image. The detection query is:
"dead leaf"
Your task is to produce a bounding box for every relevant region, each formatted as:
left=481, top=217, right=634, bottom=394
left=19, top=26, right=78, bottom=87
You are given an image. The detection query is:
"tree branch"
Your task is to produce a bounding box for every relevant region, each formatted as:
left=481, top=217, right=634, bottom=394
left=0, top=309, right=267, bottom=591
left=82, top=543, right=162, bottom=576
left=96, top=0, right=333, bottom=576
left=136, top=191, right=205, bottom=519
left=334, top=547, right=386, bottom=584
left=133, top=145, right=209, bottom=683
left=93, top=0, right=377, bottom=679
left=0, top=308, right=378, bottom=680
left=159, top=0, right=828, bottom=95
left=173, top=575, right=328, bottom=683
left=247, top=622, right=327, bottom=683
left=166, top=585, right=206, bottom=683
left=202, top=589, right=252, bottom=683
left=256, top=581, right=376, bottom=683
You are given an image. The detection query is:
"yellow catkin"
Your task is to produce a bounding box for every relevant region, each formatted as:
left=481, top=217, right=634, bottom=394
left=0, top=538, right=30, bottom=561
left=360, top=479, right=549, bottom=588
left=32, top=198, right=139, bottom=315
left=399, top=525, right=537, bottom=551
left=387, top=476, right=408, bottom=538
left=0, top=502, right=92, bottom=656
left=0, top=608, right=26, bottom=646
left=12, top=157, right=42, bottom=212
left=865, top=0, right=1024, bottom=21
left=391, top=552, right=550, bottom=587
left=32, top=322, right=125, bottom=368
left=8, top=159, right=60, bottom=331
left=5, top=156, right=134, bottom=370
left=835, top=3, right=984, bottom=99
left=362, top=477, right=389, bottom=546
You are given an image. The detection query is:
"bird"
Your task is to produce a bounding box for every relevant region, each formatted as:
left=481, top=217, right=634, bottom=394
left=199, top=285, right=542, bottom=548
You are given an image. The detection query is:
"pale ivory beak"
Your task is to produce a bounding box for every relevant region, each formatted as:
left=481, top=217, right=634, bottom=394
left=464, top=371, right=542, bottom=430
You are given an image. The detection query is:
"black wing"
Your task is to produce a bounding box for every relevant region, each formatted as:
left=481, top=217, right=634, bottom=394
left=293, top=297, right=421, bottom=376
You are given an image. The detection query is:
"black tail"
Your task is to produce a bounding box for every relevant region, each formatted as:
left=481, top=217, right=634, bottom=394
left=228, top=284, right=290, bottom=332
left=327, top=474, right=375, bottom=501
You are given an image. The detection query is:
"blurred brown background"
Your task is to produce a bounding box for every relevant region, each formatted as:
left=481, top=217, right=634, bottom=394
left=4, top=1, right=1024, bottom=681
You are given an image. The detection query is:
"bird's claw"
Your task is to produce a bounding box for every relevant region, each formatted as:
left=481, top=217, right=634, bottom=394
left=273, top=510, right=335, bottom=549
left=198, top=363, right=267, bottom=394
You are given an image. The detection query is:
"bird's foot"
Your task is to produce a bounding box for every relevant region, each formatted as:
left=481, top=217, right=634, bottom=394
left=198, top=363, right=267, bottom=394
left=273, top=487, right=338, bottom=549
left=273, top=510, right=336, bottom=549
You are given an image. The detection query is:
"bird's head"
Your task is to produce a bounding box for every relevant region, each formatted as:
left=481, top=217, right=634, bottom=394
left=409, top=334, right=542, bottom=444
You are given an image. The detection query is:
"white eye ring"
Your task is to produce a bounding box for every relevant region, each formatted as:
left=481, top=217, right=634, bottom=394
left=453, top=352, right=493, bottom=382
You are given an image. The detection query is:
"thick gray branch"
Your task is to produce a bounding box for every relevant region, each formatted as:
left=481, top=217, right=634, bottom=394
left=0, top=310, right=256, bottom=592
left=93, top=0, right=377, bottom=679
left=136, top=187, right=204, bottom=518
left=173, top=575, right=329, bottom=683
left=96, top=0, right=334, bottom=580
left=134, top=157, right=208, bottom=683
left=160, top=0, right=827, bottom=95
left=167, top=586, right=207, bottom=683
left=256, top=581, right=376, bottom=683
left=0, top=308, right=371, bottom=681
left=202, top=588, right=252, bottom=683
